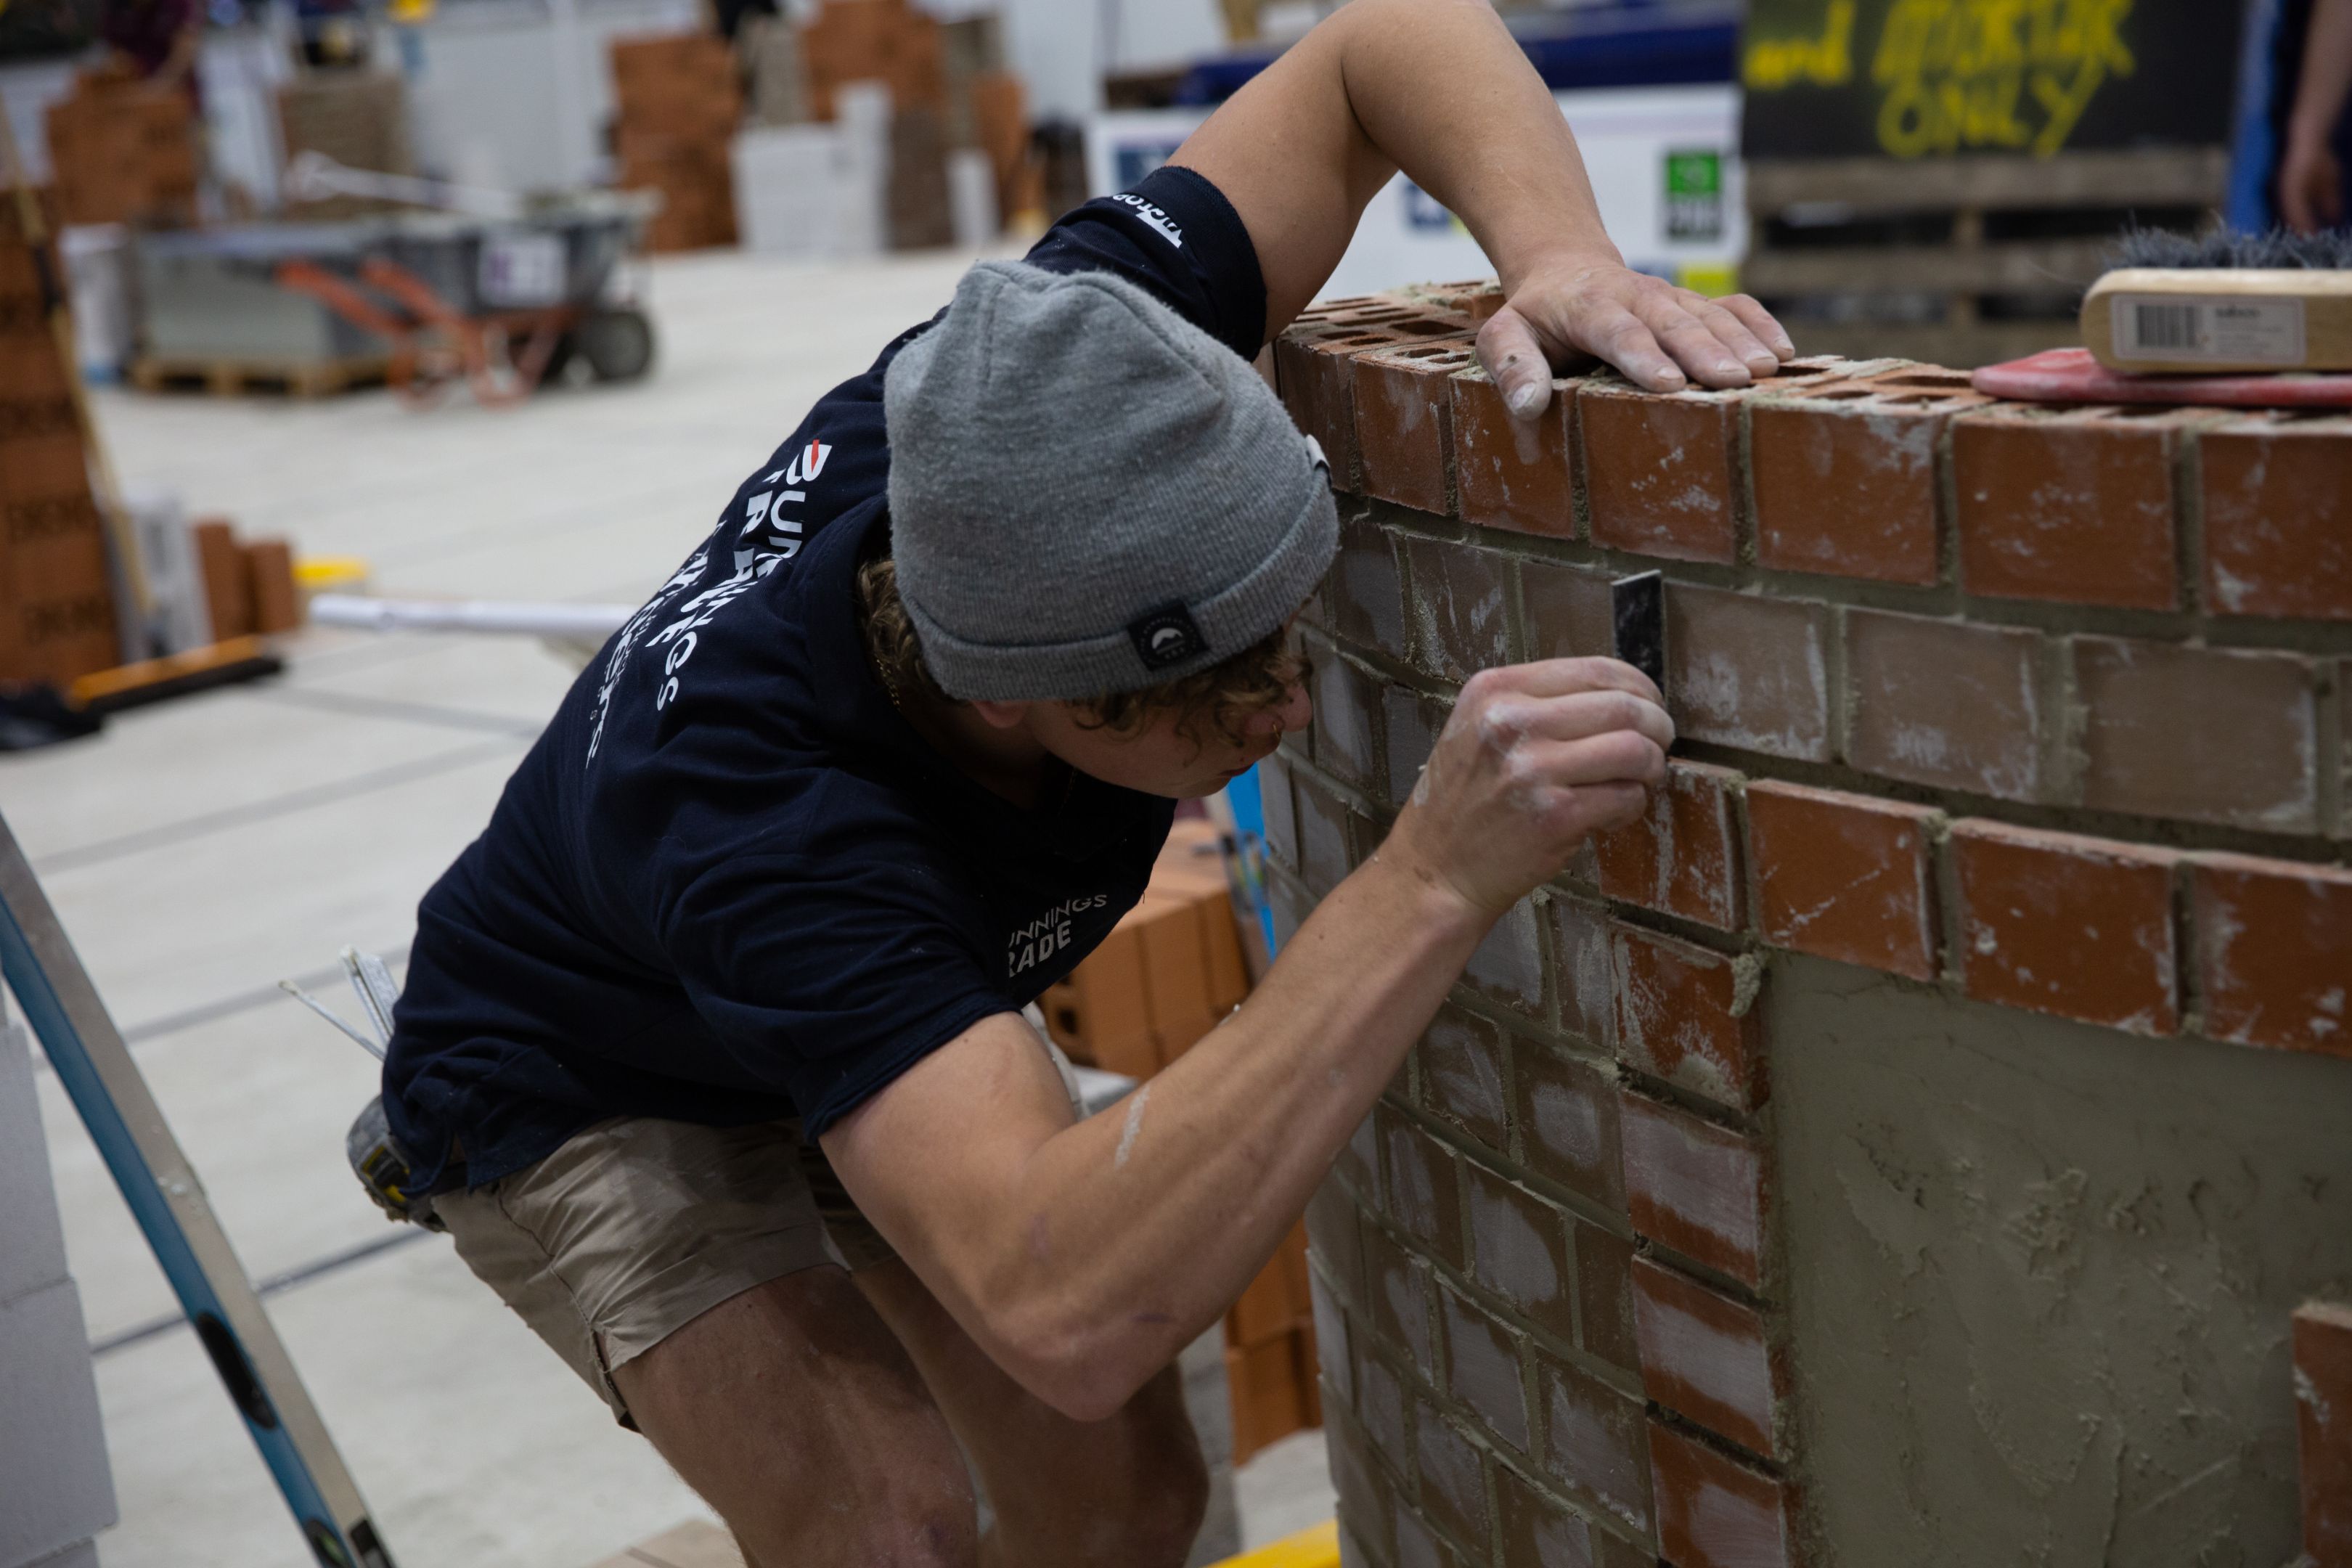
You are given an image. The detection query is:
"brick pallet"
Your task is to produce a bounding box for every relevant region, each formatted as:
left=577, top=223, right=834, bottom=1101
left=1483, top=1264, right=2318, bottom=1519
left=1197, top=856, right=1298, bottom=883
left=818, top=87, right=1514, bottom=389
left=43, top=69, right=199, bottom=229
left=611, top=34, right=742, bottom=253
left=1740, top=147, right=2229, bottom=369
left=1272, top=287, right=2352, bottom=1568
left=0, top=205, right=119, bottom=685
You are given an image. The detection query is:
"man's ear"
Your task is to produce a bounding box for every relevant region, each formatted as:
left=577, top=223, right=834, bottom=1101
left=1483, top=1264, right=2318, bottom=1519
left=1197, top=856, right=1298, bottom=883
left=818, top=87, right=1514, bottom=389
left=967, top=698, right=1032, bottom=731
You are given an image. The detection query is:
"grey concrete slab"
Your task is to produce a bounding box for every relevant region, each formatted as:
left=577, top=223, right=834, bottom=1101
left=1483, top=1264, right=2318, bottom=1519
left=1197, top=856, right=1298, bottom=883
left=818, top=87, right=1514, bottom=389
left=0, top=1278, right=117, bottom=1568
left=0, top=1014, right=71, bottom=1307
left=270, top=633, right=583, bottom=730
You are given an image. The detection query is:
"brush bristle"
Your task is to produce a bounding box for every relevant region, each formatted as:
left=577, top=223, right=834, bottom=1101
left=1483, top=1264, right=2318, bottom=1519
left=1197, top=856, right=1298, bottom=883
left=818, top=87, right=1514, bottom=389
left=2109, top=225, right=2352, bottom=270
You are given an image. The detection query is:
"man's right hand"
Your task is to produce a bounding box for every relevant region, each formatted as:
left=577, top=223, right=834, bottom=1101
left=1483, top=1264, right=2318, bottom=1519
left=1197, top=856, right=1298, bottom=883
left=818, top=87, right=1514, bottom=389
left=1381, top=657, right=1672, bottom=919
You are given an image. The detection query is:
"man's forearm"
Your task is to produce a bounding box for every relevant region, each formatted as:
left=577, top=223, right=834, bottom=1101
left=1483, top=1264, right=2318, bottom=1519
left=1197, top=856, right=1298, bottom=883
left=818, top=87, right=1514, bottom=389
left=1332, top=0, right=1621, bottom=288
left=980, top=849, right=1486, bottom=1409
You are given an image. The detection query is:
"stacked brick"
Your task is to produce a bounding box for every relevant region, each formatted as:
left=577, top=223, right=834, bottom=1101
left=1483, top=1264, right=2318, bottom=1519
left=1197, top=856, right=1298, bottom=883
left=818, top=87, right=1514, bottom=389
left=1264, top=287, right=2352, bottom=1568
left=0, top=202, right=118, bottom=685
left=43, top=68, right=200, bottom=229
left=611, top=35, right=743, bottom=253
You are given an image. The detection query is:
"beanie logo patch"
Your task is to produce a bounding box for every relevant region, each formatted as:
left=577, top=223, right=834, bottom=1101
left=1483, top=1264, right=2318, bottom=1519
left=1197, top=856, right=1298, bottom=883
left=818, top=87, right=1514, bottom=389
left=1129, top=604, right=1207, bottom=671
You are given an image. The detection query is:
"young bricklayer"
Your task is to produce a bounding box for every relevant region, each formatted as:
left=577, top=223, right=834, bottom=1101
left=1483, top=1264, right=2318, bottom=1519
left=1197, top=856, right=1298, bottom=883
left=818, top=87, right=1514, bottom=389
left=376, top=1, right=1796, bottom=1560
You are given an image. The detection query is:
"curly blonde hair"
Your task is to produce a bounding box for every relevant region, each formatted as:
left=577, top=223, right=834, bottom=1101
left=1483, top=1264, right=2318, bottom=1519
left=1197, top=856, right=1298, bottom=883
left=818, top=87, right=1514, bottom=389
left=856, top=555, right=1303, bottom=746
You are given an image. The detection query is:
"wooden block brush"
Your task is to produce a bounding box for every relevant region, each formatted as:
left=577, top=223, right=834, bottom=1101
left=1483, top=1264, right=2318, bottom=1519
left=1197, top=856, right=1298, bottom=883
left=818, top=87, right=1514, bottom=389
left=2082, top=229, right=2352, bottom=375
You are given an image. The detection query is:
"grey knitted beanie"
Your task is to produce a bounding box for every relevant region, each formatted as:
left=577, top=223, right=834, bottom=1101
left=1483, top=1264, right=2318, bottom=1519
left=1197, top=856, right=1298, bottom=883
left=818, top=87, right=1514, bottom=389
left=882, top=260, right=1339, bottom=702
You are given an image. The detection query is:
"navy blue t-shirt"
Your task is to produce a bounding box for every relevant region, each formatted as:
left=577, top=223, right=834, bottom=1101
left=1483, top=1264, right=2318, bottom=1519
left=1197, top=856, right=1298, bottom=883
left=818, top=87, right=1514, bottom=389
left=384, top=167, right=1267, bottom=1193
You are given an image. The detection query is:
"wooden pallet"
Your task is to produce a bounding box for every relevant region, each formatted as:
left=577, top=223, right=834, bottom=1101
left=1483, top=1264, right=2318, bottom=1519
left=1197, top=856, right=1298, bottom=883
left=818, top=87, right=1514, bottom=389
left=128, top=353, right=389, bottom=399
left=1741, top=147, right=2230, bottom=368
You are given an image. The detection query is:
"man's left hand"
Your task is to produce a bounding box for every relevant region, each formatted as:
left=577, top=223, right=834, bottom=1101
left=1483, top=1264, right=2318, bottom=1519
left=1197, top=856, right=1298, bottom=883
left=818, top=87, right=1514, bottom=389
left=1477, top=258, right=1797, bottom=417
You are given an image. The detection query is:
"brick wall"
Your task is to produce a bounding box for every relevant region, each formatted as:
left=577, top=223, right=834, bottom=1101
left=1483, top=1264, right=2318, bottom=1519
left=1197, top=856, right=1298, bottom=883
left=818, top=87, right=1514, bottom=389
left=1269, top=285, right=2352, bottom=1568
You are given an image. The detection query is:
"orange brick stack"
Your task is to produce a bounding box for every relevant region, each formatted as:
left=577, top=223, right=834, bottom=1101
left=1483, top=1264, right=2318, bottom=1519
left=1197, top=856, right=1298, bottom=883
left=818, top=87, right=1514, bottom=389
left=1225, top=1221, right=1320, bottom=1463
left=1041, top=818, right=1249, bottom=1081
left=0, top=203, right=117, bottom=685
left=611, top=34, right=743, bottom=253
left=189, top=518, right=303, bottom=639
left=44, top=69, right=200, bottom=229
left=801, top=0, right=943, bottom=123
left=1269, top=285, right=2352, bottom=1568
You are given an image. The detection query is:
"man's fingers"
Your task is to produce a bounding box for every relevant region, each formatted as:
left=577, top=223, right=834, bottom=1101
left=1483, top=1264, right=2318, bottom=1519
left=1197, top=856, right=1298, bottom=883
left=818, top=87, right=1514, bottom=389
left=1585, top=306, right=1686, bottom=393
left=1717, top=293, right=1797, bottom=360
left=1516, top=731, right=1670, bottom=793
left=1638, top=297, right=1754, bottom=388
left=1572, top=781, right=1654, bottom=837
left=1476, top=309, right=1556, bottom=421
left=1694, top=300, right=1780, bottom=377
left=1479, top=688, right=1675, bottom=756
left=1471, top=655, right=1662, bottom=707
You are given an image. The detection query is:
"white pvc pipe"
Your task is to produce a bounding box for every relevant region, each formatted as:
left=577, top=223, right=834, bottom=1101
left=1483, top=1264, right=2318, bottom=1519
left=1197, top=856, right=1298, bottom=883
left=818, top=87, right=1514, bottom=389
left=309, top=594, right=633, bottom=640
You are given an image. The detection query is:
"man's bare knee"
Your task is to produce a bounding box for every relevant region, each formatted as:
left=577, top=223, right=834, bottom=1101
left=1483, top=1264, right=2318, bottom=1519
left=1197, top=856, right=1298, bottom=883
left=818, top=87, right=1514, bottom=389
left=733, top=1447, right=973, bottom=1568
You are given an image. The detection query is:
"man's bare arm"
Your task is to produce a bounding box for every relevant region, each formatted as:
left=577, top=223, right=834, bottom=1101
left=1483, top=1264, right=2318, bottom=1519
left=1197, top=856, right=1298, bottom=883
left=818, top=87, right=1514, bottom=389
left=823, top=660, right=1670, bottom=1420
left=1168, top=0, right=1794, bottom=400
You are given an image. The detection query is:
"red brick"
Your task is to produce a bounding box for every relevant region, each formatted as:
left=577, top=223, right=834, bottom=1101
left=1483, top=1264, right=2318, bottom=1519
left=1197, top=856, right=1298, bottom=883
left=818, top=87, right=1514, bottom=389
left=1614, top=929, right=1765, bottom=1113
left=2074, top=637, right=2319, bottom=833
left=1381, top=685, right=1449, bottom=813
left=1535, top=1349, right=1653, bottom=1534
left=2191, top=853, right=2352, bottom=1058
left=1363, top=1222, right=1434, bottom=1367
left=1520, top=560, right=1617, bottom=661
left=1440, top=1286, right=1530, bottom=1450
left=1951, top=819, right=2179, bottom=1034
left=1747, top=780, right=1940, bottom=980
left=1572, top=1221, right=1640, bottom=1373
left=1415, top=1400, right=1493, bottom=1545
left=1355, top=340, right=1483, bottom=515
left=1294, top=772, right=1357, bottom=898
left=1844, top=608, right=2049, bottom=801
left=1463, top=1162, right=1575, bottom=1342
left=1307, top=1173, right=1367, bottom=1307
left=2295, top=1299, right=2352, bottom=1566
left=1400, top=535, right=1513, bottom=682
left=1646, top=1418, right=1792, bottom=1568
left=1749, top=367, right=1986, bottom=584
left=1952, top=404, right=2202, bottom=609
left=1420, top=1005, right=1508, bottom=1152
left=1515, top=1044, right=1625, bottom=1211
left=1465, top=894, right=1548, bottom=1018
left=1631, top=1257, right=1781, bottom=1458
left=1452, top=365, right=1575, bottom=538
left=1548, top=896, right=1616, bottom=1048
left=1355, top=1347, right=1411, bottom=1481
left=1667, top=586, right=1832, bottom=761
left=1618, top=1090, right=1768, bottom=1288
left=1323, top=513, right=1409, bottom=661
left=1258, top=751, right=1299, bottom=873
left=1308, top=640, right=1383, bottom=792
left=1381, top=1106, right=1465, bottom=1267
left=2200, top=412, right=2352, bottom=622
left=1580, top=381, right=1744, bottom=563
left=1595, top=760, right=1744, bottom=928
left=1495, top=1463, right=1608, bottom=1568
left=1276, top=317, right=1466, bottom=492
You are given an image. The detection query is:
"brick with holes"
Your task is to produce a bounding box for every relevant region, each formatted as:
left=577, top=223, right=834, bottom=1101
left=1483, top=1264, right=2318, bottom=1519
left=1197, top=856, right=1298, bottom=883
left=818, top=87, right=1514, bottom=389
left=1354, top=340, right=1484, bottom=514
left=1748, top=364, right=1985, bottom=584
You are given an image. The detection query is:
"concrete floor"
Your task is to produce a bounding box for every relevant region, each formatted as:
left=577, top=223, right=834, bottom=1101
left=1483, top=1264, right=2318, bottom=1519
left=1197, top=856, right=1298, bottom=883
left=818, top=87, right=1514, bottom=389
left=8, top=245, right=1333, bottom=1568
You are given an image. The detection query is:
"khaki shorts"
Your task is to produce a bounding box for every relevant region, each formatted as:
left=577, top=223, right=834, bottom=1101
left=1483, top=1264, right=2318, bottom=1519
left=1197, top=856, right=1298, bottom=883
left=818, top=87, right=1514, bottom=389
left=435, top=1020, right=1082, bottom=1428
left=436, top=1115, right=893, bottom=1426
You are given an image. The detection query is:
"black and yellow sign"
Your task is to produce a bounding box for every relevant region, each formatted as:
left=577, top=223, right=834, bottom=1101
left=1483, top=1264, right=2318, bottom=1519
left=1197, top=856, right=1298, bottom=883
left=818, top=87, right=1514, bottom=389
left=1741, top=0, right=2247, bottom=161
